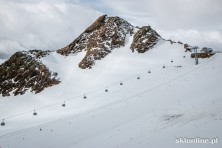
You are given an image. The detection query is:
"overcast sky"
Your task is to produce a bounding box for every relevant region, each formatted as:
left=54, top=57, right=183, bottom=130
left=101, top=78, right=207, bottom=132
left=0, top=0, right=222, bottom=58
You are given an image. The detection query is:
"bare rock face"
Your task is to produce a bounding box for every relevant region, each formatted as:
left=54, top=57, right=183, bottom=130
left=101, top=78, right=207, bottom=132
left=130, top=26, right=161, bottom=53
left=0, top=52, right=60, bottom=97
left=57, top=15, right=134, bottom=69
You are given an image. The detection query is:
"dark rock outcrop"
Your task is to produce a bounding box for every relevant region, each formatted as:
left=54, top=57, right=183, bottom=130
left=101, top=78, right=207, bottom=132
left=166, top=39, right=176, bottom=44
left=184, top=44, right=193, bottom=52
left=0, top=52, right=60, bottom=97
left=130, top=26, right=160, bottom=53
left=177, top=41, right=183, bottom=44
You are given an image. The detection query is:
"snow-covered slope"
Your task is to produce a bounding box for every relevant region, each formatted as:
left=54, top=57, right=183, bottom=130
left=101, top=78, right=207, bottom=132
left=0, top=33, right=221, bottom=147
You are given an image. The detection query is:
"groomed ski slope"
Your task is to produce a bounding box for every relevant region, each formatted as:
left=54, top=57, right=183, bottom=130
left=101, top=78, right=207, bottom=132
left=0, top=37, right=222, bottom=148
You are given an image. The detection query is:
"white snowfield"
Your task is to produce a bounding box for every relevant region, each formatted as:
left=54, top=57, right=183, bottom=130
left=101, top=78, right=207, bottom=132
left=0, top=38, right=222, bottom=148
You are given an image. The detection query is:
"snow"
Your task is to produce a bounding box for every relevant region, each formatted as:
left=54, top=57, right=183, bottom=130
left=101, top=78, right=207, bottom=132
left=0, top=36, right=222, bottom=148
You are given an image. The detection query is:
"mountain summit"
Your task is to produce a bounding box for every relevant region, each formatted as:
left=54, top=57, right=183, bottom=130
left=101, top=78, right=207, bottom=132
left=57, top=15, right=161, bottom=69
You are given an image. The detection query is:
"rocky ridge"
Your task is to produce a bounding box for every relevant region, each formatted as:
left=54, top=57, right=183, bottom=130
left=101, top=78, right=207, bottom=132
left=57, top=15, right=207, bottom=69
left=57, top=15, right=162, bottom=69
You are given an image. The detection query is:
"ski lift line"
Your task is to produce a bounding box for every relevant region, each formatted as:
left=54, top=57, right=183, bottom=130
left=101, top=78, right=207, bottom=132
left=2, top=83, right=120, bottom=120
left=0, top=74, right=142, bottom=119
left=4, top=90, right=97, bottom=118
left=2, top=85, right=124, bottom=121
left=0, top=73, right=201, bottom=140
left=2, top=63, right=191, bottom=118
left=0, top=59, right=214, bottom=140
left=0, top=59, right=215, bottom=121
left=0, top=80, right=211, bottom=139
left=0, top=89, right=130, bottom=139
left=0, top=59, right=213, bottom=121
left=0, top=65, right=196, bottom=120
left=2, top=90, right=99, bottom=120
left=0, top=63, right=206, bottom=121
left=0, top=80, right=176, bottom=140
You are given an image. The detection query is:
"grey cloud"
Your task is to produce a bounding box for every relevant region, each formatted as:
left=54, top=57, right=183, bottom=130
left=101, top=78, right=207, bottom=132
left=0, top=0, right=102, bottom=59
left=81, top=0, right=222, bottom=50
left=146, top=0, right=222, bottom=30
left=90, top=0, right=222, bottom=30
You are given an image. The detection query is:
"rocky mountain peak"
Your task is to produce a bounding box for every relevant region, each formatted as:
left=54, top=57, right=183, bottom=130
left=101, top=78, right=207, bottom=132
left=57, top=15, right=163, bottom=69
left=57, top=15, right=134, bottom=69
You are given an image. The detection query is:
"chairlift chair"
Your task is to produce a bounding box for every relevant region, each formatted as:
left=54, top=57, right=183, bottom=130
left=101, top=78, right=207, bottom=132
left=137, top=76, right=140, bottom=80
left=62, top=101, right=66, bottom=107
left=105, top=88, right=108, bottom=92
left=83, top=94, right=87, bottom=99
left=1, top=119, right=5, bottom=126
left=120, top=82, right=123, bottom=85
left=33, top=110, right=37, bottom=116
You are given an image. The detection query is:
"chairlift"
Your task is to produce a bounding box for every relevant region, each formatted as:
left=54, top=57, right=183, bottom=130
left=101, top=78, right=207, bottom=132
left=1, top=119, right=5, bottom=126
left=62, top=101, right=66, bottom=107
left=83, top=94, right=87, bottom=99
left=33, top=110, right=37, bottom=116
